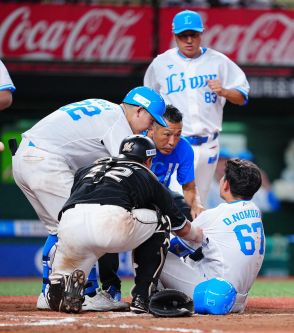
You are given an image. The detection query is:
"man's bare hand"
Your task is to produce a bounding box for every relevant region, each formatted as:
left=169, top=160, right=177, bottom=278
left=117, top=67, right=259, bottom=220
left=207, top=79, right=224, bottom=96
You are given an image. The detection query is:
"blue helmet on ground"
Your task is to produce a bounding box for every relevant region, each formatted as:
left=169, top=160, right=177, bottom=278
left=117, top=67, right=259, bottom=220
left=123, top=86, right=167, bottom=127
left=193, top=278, right=237, bottom=315
left=172, top=10, right=204, bottom=34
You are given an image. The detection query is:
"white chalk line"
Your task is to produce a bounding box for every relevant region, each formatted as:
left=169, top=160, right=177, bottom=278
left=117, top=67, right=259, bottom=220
left=0, top=314, right=209, bottom=332
left=83, top=324, right=207, bottom=333
left=0, top=312, right=291, bottom=322
left=0, top=312, right=292, bottom=331
left=0, top=320, right=210, bottom=333
left=0, top=317, right=76, bottom=326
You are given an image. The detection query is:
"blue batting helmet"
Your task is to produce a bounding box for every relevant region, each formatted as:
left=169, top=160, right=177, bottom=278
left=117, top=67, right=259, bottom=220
left=123, top=86, right=167, bottom=127
left=193, top=278, right=237, bottom=315
left=172, top=10, right=204, bottom=35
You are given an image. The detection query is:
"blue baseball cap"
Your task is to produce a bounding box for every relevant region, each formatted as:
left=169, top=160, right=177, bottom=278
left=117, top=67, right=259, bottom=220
left=219, top=148, right=254, bottom=161
left=193, top=278, right=237, bottom=315
left=172, top=10, right=204, bottom=35
left=123, top=86, right=167, bottom=127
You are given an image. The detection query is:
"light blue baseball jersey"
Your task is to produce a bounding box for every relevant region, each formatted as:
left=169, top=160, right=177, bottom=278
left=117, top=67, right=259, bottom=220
left=0, top=60, right=16, bottom=92
left=151, top=136, right=194, bottom=187
left=144, top=48, right=249, bottom=137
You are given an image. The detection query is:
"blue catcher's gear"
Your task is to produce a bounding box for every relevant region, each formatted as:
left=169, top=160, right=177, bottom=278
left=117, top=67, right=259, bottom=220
left=123, top=86, right=167, bottom=127
left=193, top=278, right=237, bottom=315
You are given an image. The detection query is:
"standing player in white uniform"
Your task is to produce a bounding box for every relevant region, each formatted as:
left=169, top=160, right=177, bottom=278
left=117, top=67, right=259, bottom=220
left=160, top=158, right=265, bottom=313
left=144, top=10, right=250, bottom=205
left=0, top=60, right=15, bottom=110
left=12, top=86, right=166, bottom=310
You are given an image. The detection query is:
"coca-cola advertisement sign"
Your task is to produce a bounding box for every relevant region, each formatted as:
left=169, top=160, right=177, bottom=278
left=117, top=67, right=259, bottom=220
left=161, top=8, right=294, bottom=65
left=0, top=4, right=153, bottom=60
left=0, top=4, right=293, bottom=65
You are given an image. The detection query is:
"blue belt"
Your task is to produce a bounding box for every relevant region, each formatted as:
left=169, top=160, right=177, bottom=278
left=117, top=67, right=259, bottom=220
left=185, top=132, right=219, bottom=146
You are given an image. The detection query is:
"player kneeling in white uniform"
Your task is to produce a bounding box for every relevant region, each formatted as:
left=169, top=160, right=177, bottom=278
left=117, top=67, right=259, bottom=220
left=47, top=135, right=203, bottom=314
left=12, top=86, right=166, bottom=311
left=161, top=158, right=265, bottom=314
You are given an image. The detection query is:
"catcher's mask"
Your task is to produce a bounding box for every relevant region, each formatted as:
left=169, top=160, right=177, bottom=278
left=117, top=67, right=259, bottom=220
left=193, top=278, right=237, bottom=315
left=118, top=134, right=156, bottom=163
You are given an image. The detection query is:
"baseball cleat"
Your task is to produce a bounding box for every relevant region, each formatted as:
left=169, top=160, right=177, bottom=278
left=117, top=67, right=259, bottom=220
left=130, top=294, right=149, bottom=314
left=82, top=289, right=130, bottom=311
left=60, top=269, right=86, bottom=314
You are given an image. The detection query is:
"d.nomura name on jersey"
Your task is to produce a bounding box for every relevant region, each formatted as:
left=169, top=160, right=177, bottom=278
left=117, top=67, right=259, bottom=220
left=223, top=208, right=261, bottom=226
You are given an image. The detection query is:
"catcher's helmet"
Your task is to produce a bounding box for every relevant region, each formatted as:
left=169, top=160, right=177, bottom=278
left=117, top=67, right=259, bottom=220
left=172, top=10, right=204, bottom=34
left=123, top=86, right=167, bottom=127
left=193, top=278, right=237, bottom=315
left=119, top=134, right=156, bottom=163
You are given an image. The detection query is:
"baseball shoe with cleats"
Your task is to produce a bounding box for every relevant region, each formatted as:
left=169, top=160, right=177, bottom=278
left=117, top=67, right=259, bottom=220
left=47, top=270, right=86, bottom=313
left=60, top=269, right=86, bottom=313
left=130, top=294, right=149, bottom=314
left=82, top=289, right=130, bottom=311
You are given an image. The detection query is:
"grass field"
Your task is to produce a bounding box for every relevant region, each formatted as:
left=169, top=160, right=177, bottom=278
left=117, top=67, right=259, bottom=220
left=0, top=277, right=293, bottom=297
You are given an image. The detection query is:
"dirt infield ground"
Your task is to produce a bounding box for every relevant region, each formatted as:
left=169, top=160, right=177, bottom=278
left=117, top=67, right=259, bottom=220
left=0, top=296, right=294, bottom=333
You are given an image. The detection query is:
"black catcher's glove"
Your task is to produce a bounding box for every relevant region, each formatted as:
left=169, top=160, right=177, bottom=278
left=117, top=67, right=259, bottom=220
left=149, top=289, right=194, bottom=317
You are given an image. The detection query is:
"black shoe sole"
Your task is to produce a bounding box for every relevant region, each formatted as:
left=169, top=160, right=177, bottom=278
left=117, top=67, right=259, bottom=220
left=60, top=270, right=85, bottom=313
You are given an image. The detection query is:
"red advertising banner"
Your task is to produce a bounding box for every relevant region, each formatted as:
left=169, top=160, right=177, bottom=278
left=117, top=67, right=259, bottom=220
left=0, top=4, right=293, bottom=65
left=160, top=8, right=294, bottom=66
left=0, top=4, right=153, bottom=61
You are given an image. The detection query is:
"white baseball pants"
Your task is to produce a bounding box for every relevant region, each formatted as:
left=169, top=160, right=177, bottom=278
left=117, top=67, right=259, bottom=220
left=160, top=252, right=248, bottom=313
left=50, top=205, right=158, bottom=282
left=12, top=138, right=74, bottom=234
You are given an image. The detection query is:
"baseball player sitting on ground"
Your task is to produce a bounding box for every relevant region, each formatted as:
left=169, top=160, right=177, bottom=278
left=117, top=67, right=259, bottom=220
left=144, top=10, right=250, bottom=206
left=12, top=86, right=167, bottom=311
left=207, top=148, right=280, bottom=212
left=97, top=105, right=204, bottom=307
left=47, top=135, right=203, bottom=314
left=161, top=158, right=265, bottom=314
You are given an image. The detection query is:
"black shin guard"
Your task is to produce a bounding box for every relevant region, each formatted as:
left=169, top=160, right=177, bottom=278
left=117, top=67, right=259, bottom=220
left=132, top=231, right=170, bottom=299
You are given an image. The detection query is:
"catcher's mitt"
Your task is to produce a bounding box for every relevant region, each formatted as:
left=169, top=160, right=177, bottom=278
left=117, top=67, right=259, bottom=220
left=149, top=289, right=194, bottom=317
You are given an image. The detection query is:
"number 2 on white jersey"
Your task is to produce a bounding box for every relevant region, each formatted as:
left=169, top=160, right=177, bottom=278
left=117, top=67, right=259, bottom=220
left=233, top=222, right=265, bottom=256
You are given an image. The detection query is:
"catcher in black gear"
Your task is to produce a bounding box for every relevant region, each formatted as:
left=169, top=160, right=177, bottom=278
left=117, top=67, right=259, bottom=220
left=47, top=135, right=203, bottom=314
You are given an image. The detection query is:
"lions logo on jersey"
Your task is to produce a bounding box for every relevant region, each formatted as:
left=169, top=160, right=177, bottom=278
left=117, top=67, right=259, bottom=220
left=122, top=142, right=134, bottom=152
